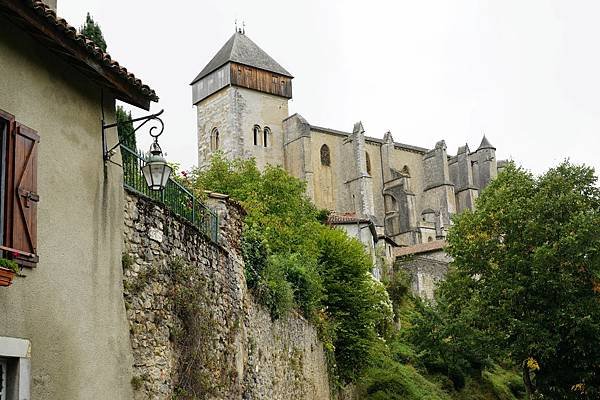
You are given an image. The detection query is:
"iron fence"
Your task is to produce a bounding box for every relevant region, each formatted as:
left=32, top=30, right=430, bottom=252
left=120, top=145, right=219, bottom=243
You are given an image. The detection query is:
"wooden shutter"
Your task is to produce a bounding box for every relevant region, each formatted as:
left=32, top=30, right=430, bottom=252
left=5, top=123, right=39, bottom=266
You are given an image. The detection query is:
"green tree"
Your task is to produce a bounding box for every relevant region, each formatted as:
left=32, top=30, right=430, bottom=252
left=317, top=228, right=393, bottom=382
left=441, top=161, right=600, bottom=399
left=116, top=106, right=136, bottom=149
left=79, top=13, right=107, bottom=52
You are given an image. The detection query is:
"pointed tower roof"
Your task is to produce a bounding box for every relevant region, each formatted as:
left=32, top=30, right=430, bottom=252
left=477, top=135, right=495, bottom=150
left=191, top=31, right=293, bottom=84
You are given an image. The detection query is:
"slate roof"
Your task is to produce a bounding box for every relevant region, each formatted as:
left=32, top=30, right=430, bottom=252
left=477, top=135, right=495, bottom=150
left=0, top=0, right=158, bottom=109
left=327, top=212, right=371, bottom=225
left=191, top=32, right=293, bottom=84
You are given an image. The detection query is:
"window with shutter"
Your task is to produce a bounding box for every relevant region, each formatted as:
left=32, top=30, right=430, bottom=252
left=0, top=109, right=39, bottom=267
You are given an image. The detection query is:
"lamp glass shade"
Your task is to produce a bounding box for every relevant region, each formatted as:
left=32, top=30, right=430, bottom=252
left=142, top=154, right=172, bottom=191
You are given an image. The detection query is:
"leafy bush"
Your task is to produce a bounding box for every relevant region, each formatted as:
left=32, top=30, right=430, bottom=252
left=241, top=227, right=269, bottom=290
left=359, top=361, right=452, bottom=400
left=255, top=258, right=294, bottom=320
left=274, top=253, right=323, bottom=318
left=189, top=155, right=393, bottom=383
left=317, top=228, right=393, bottom=382
left=406, top=296, right=487, bottom=390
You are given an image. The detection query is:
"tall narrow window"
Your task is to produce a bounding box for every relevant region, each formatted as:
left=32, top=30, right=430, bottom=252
left=320, top=144, right=331, bottom=166
left=365, top=152, right=372, bottom=175
left=210, top=128, right=219, bottom=151
left=253, top=125, right=261, bottom=146
left=263, top=127, right=270, bottom=147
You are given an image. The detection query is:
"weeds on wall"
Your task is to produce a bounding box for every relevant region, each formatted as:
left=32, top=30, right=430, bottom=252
left=167, top=257, right=229, bottom=399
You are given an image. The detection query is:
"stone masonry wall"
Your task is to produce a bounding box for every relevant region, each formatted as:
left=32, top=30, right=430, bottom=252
left=122, top=190, right=330, bottom=399
left=396, top=250, right=451, bottom=300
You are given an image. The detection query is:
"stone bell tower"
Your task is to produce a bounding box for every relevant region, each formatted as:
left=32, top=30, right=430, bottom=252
left=191, top=29, right=293, bottom=170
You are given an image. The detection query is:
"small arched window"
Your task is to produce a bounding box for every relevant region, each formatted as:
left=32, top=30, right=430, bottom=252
left=210, top=128, right=219, bottom=151
left=365, top=152, right=372, bottom=175
left=263, top=127, right=271, bottom=148
left=320, top=144, right=331, bottom=166
left=253, top=125, right=261, bottom=146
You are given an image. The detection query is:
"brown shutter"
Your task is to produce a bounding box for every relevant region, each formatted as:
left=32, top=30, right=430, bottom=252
left=5, top=123, right=39, bottom=266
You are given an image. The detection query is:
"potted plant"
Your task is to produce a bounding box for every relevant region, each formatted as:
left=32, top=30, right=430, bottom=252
left=0, top=258, right=20, bottom=287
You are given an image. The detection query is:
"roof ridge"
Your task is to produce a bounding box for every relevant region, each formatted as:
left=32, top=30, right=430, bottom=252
left=191, top=32, right=292, bottom=84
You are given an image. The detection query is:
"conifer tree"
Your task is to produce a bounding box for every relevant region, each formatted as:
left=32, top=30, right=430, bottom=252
left=116, top=106, right=136, bottom=149
left=79, top=12, right=107, bottom=52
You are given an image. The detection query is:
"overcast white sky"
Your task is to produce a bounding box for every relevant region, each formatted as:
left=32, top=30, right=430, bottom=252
left=59, top=0, right=600, bottom=174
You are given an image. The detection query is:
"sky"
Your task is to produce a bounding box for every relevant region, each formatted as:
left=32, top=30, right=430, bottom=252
left=58, top=0, right=600, bottom=174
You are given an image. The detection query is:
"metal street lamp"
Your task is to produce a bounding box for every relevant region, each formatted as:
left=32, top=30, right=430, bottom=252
left=141, top=139, right=172, bottom=191
left=102, top=109, right=172, bottom=191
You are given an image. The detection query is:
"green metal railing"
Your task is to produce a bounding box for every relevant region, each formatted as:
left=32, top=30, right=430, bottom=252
left=120, top=145, right=219, bottom=243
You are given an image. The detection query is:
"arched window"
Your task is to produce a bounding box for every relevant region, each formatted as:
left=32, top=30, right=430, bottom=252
left=365, top=152, right=371, bottom=175
left=253, top=125, right=261, bottom=146
left=263, top=127, right=271, bottom=148
left=320, top=144, right=331, bottom=166
left=210, top=128, right=219, bottom=151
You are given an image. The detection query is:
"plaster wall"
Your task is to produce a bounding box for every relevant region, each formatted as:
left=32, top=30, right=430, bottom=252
left=0, top=18, right=133, bottom=399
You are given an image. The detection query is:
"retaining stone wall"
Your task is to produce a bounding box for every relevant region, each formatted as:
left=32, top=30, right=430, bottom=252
left=122, top=190, right=330, bottom=399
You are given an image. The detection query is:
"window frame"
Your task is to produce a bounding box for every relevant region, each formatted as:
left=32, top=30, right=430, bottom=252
left=320, top=144, right=331, bottom=166
left=263, top=126, right=270, bottom=148
left=0, top=337, right=31, bottom=399
left=210, top=127, right=219, bottom=151
left=253, top=125, right=261, bottom=146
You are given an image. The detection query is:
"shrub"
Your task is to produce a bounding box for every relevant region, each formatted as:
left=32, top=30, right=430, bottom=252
left=317, top=228, right=392, bottom=382
left=241, top=226, right=268, bottom=289
left=275, top=253, right=323, bottom=318
left=255, top=258, right=294, bottom=320
left=358, top=361, right=451, bottom=400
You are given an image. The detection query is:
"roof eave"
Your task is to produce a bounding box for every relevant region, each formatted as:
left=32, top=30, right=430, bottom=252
left=1, top=0, right=157, bottom=110
left=190, top=60, right=294, bottom=86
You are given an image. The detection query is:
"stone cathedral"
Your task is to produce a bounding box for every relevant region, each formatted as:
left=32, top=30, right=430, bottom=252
left=191, top=30, right=504, bottom=285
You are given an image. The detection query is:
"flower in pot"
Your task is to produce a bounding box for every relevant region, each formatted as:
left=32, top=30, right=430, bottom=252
left=0, top=258, right=20, bottom=287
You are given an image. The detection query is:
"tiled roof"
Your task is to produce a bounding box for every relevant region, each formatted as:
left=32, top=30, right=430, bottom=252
left=394, top=240, right=446, bottom=257
left=191, top=31, right=293, bottom=84
left=1, top=0, right=158, bottom=109
left=327, top=212, right=371, bottom=225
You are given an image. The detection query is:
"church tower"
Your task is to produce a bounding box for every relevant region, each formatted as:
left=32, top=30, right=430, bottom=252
left=191, top=30, right=293, bottom=169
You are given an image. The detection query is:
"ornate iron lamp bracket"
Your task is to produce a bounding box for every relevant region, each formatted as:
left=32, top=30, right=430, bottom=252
left=101, top=109, right=165, bottom=161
